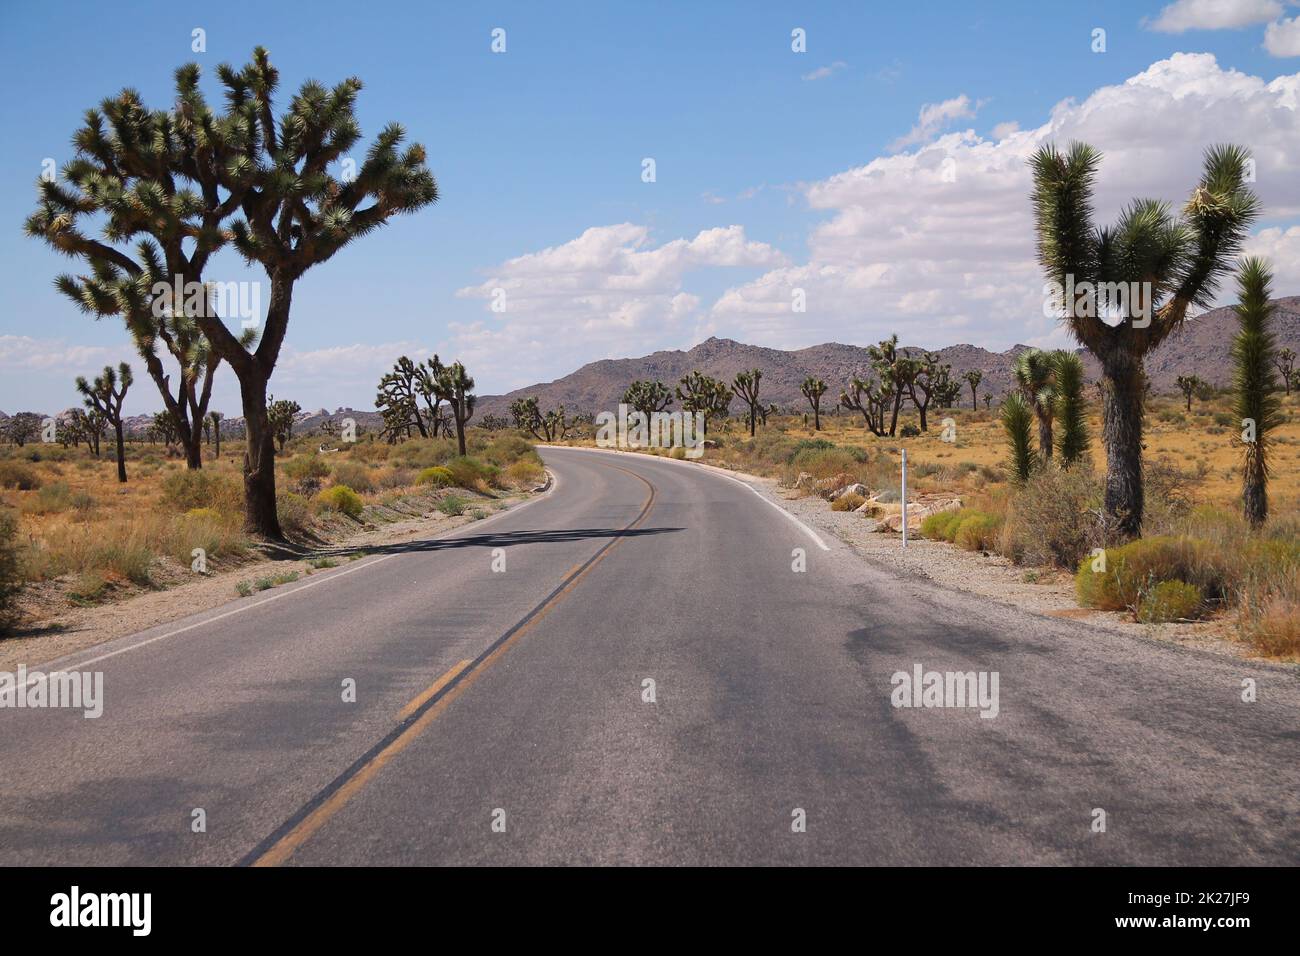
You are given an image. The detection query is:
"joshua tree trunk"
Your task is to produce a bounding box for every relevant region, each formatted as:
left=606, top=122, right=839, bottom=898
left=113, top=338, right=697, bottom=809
left=240, top=373, right=283, bottom=540
left=113, top=421, right=127, bottom=483
left=1037, top=416, right=1053, bottom=461
left=1100, top=351, right=1145, bottom=539
left=1243, top=443, right=1267, bottom=528
left=813, top=403, right=821, bottom=430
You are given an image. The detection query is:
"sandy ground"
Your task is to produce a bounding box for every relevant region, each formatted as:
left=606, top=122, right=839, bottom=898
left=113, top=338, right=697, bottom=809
left=0, top=486, right=544, bottom=671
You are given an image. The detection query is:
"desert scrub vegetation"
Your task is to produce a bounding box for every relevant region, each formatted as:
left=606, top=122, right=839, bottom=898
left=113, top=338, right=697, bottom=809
left=315, top=485, right=365, bottom=519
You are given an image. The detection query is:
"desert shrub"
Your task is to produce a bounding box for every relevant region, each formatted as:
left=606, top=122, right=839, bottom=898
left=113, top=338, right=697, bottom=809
left=390, top=438, right=458, bottom=470
left=21, top=481, right=75, bottom=515
left=505, top=458, right=545, bottom=486
left=315, top=485, right=364, bottom=519
left=899, top=423, right=921, bottom=438
left=1138, top=580, right=1204, bottom=623
left=831, top=492, right=865, bottom=512
left=1075, top=536, right=1229, bottom=613
left=350, top=442, right=391, bottom=463
left=788, top=438, right=835, bottom=461
left=160, top=469, right=243, bottom=515
left=173, top=510, right=249, bottom=565
left=920, top=510, right=962, bottom=541
left=1241, top=594, right=1300, bottom=657
left=479, top=434, right=534, bottom=467
left=669, top=446, right=687, bottom=460
left=953, top=511, right=1002, bottom=551
left=330, top=460, right=374, bottom=494
left=0, top=509, right=20, bottom=624
left=789, top=447, right=859, bottom=481
left=276, top=491, right=312, bottom=535
left=416, top=466, right=455, bottom=487
left=1003, top=466, right=1102, bottom=568
left=376, top=466, right=416, bottom=490
left=282, top=455, right=331, bottom=495
left=446, top=456, right=499, bottom=489
left=0, top=460, right=41, bottom=490
left=438, top=494, right=467, bottom=516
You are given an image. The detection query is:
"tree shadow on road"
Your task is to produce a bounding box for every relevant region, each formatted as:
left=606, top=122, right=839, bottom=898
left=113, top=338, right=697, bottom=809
left=348, top=526, right=684, bottom=556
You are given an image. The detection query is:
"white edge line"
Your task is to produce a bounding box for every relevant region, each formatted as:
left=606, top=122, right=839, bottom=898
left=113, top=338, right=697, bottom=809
left=541, top=445, right=831, bottom=552
left=19, top=476, right=560, bottom=685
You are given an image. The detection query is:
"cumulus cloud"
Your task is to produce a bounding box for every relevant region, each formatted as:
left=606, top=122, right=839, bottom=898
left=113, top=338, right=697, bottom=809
left=1146, top=0, right=1283, bottom=33
left=888, top=94, right=980, bottom=151
left=0, top=335, right=125, bottom=373
left=453, top=224, right=786, bottom=387
left=1265, top=15, right=1300, bottom=54
left=708, top=53, right=1300, bottom=352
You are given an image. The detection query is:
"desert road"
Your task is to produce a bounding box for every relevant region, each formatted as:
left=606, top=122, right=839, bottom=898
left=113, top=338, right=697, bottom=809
left=0, top=446, right=1296, bottom=866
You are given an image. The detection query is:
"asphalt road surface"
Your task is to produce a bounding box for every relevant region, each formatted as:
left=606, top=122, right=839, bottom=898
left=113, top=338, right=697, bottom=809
left=1, top=446, right=1296, bottom=865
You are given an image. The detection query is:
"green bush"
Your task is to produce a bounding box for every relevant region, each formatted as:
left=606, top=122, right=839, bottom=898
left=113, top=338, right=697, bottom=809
left=920, top=510, right=962, bottom=541
left=438, top=494, right=467, bottom=516
left=315, top=485, right=364, bottom=519
left=1138, top=580, right=1204, bottom=624
left=954, top=511, right=1001, bottom=551
left=160, top=469, right=242, bottom=515
left=831, top=492, right=865, bottom=512
left=283, top=454, right=331, bottom=494
left=416, top=465, right=455, bottom=487
left=1075, top=536, right=1229, bottom=613
left=446, top=456, right=499, bottom=489
left=330, top=460, right=374, bottom=494
left=0, top=460, right=41, bottom=490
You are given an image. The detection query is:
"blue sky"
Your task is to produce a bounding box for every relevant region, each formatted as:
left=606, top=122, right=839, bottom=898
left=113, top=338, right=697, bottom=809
left=2, top=0, right=1299, bottom=415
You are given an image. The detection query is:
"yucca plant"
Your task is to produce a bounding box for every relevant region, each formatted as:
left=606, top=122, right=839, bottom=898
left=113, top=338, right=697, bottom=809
left=1030, top=142, right=1258, bottom=538
left=1001, top=392, right=1036, bottom=482
left=1052, top=351, right=1091, bottom=465
left=1232, top=258, right=1282, bottom=528
left=1013, top=349, right=1058, bottom=461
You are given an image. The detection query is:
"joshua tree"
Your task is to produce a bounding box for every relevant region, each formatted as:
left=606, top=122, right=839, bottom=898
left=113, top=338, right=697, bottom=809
left=903, top=350, right=954, bottom=432
left=800, top=377, right=827, bottom=430
left=867, top=334, right=909, bottom=436
left=267, top=397, right=301, bottom=453
left=210, top=411, right=223, bottom=459
left=1031, top=141, right=1258, bottom=537
left=622, top=380, right=673, bottom=420
left=436, top=361, right=476, bottom=455
left=4, top=413, right=42, bottom=447
left=151, top=410, right=179, bottom=451
left=25, top=49, right=437, bottom=538
left=1232, top=258, right=1282, bottom=528
left=76, top=363, right=132, bottom=482
left=963, top=369, right=983, bottom=410
left=1175, top=374, right=1205, bottom=413
left=1001, top=393, right=1036, bottom=482
left=510, top=397, right=572, bottom=442
left=377, top=357, right=432, bottom=439
left=1274, top=347, right=1296, bottom=397
left=676, top=371, right=731, bottom=435
left=1013, top=349, right=1058, bottom=461
left=840, top=374, right=892, bottom=436
left=1052, top=351, right=1091, bottom=465
left=731, top=369, right=763, bottom=436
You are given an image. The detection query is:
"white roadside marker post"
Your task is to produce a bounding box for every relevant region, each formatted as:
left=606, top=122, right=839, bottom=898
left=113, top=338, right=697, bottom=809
left=901, top=447, right=908, bottom=548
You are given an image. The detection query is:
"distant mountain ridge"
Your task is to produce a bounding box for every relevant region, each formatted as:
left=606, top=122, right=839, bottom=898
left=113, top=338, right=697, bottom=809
left=474, top=296, right=1300, bottom=418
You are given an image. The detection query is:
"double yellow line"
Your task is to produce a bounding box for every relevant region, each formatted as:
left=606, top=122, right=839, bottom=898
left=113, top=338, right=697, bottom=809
left=242, top=462, right=656, bottom=867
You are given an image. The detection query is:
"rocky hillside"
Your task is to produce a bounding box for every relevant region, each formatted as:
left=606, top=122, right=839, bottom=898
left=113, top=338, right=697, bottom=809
left=476, top=297, right=1300, bottom=418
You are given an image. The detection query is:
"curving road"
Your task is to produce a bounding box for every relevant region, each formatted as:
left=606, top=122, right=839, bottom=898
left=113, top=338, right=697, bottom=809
left=0, top=446, right=1296, bottom=865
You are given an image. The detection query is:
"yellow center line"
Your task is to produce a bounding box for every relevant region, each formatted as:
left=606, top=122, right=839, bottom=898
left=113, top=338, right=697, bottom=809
left=244, top=459, right=656, bottom=867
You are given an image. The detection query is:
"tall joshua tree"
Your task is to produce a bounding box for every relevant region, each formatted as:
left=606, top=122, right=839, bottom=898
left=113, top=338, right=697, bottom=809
left=800, top=377, right=827, bottom=430
left=76, top=363, right=132, bottom=482
left=26, top=48, right=437, bottom=538
left=1031, top=142, right=1258, bottom=537
left=1175, top=374, right=1205, bottom=413
left=1274, top=347, right=1296, bottom=397
left=436, top=361, right=476, bottom=456
left=677, top=371, right=731, bottom=436
left=1232, top=258, right=1282, bottom=528
left=731, top=369, right=763, bottom=437
left=1013, top=349, right=1058, bottom=461
left=963, top=369, right=983, bottom=411
left=622, top=380, right=673, bottom=420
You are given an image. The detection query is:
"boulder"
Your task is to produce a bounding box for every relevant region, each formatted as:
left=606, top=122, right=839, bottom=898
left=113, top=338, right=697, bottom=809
left=829, top=482, right=868, bottom=501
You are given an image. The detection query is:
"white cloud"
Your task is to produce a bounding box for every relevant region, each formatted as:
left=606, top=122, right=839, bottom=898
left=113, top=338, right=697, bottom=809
left=991, top=120, right=1021, bottom=140
left=1146, top=0, right=1283, bottom=33
left=802, top=61, right=847, bottom=81
left=1244, top=225, right=1300, bottom=291
left=454, top=224, right=786, bottom=388
left=707, top=53, right=1300, bottom=353
left=1264, top=15, right=1300, bottom=54
left=889, top=94, right=979, bottom=151
left=0, top=335, right=124, bottom=373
